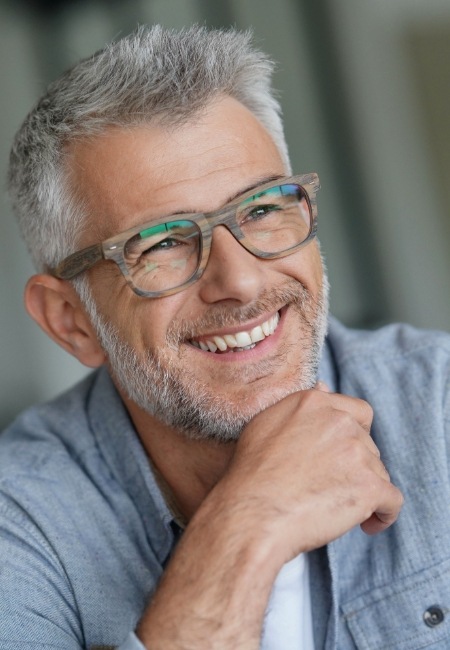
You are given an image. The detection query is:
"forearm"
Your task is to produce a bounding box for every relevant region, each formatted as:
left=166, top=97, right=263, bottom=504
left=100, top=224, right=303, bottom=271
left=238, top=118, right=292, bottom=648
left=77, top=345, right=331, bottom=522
left=137, top=485, right=281, bottom=650
left=136, top=388, right=403, bottom=648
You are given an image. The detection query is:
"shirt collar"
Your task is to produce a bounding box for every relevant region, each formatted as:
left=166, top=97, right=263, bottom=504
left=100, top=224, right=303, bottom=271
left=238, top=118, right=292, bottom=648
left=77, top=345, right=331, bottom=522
left=86, top=367, right=175, bottom=564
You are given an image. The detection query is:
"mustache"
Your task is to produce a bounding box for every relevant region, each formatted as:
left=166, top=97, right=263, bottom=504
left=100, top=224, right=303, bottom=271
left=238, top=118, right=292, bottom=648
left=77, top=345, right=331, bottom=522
left=166, top=281, right=315, bottom=346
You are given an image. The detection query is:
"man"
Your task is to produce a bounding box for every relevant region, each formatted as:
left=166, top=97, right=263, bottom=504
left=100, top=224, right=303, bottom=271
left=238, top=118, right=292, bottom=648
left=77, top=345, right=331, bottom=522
left=2, top=24, right=449, bottom=650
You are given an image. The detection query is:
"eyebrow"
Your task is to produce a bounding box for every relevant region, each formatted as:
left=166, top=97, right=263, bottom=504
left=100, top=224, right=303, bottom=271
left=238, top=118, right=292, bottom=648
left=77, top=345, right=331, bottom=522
left=110, top=173, right=288, bottom=239
left=225, top=174, right=286, bottom=204
left=172, top=174, right=286, bottom=216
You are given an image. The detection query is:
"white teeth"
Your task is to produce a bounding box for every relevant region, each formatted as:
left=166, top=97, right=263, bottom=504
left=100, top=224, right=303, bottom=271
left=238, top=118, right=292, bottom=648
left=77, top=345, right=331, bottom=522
left=213, top=336, right=228, bottom=352
left=223, top=334, right=238, bottom=348
left=191, top=312, right=280, bottom=353
left=269, top=313, right=280, bottom=334
left=235, top=331, right=252, bottom=347
left=250, top=325, right=265, bottom=343
left=262, top=320, right=271, bottom=336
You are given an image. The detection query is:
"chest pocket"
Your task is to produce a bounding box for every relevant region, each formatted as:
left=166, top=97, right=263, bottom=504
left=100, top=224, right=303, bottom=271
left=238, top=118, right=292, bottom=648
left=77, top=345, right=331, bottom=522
left=341, top=558, right=450, bottom=649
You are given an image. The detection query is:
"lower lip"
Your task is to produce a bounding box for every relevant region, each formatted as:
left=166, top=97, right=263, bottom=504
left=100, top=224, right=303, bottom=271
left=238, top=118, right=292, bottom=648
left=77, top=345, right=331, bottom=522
left=187, top=308, right=287, bottom=363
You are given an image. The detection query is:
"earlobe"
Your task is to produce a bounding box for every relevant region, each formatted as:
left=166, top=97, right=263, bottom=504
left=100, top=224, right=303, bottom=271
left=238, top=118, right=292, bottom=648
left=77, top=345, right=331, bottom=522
left=24, top=274, right=106, bottom=368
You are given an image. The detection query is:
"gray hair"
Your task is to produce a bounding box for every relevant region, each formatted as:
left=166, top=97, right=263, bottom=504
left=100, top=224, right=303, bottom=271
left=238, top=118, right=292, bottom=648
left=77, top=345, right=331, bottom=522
left=7, top=25, right=291, bottom=272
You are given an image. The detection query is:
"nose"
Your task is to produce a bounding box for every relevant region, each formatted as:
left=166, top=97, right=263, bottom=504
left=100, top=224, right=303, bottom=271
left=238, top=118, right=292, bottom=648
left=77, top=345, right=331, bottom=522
left=197, top=225, right=266, bottom=305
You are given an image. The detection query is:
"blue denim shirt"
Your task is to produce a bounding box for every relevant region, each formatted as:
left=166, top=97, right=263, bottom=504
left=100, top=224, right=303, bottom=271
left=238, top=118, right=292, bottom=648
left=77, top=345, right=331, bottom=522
left=1, top=317, right=450, bottom=649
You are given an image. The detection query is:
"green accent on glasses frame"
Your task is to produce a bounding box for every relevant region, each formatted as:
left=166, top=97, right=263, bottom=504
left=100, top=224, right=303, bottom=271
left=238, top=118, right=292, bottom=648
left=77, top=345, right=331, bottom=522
left=49, top=173, right=320, bottom=299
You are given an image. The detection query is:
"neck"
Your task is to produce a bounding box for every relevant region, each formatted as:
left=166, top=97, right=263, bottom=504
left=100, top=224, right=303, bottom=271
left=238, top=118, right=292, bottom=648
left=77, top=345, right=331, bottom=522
left=123, top=394, right=236, bottom=522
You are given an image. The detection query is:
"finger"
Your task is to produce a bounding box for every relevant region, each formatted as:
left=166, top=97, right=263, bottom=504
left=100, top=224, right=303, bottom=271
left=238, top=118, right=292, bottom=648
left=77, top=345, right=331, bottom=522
left=325, top=392, right=374, bottom=434
left=360, top=485, right=404, bottom=535
left=307, top=388, right=379, bottom=458
left=368, top=454, right=391, bottom=481
left=364, top=433, right=382, bottom=460
left=379, top=459, right=390, bottom=481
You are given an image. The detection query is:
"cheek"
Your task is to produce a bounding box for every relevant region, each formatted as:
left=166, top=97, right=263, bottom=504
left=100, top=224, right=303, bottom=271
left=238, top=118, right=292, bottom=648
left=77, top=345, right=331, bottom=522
left=309, top=244, right=325, bottom=288
left=279, top=242, right=324, bottom=294
left=86, top=265, right=181, bottom=346
left=117, top=294, right=189, bottom=350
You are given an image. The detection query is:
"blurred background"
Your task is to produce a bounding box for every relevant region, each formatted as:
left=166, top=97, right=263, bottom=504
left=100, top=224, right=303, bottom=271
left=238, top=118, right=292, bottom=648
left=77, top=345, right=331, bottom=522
left=1, top=0, right=450, bottom=428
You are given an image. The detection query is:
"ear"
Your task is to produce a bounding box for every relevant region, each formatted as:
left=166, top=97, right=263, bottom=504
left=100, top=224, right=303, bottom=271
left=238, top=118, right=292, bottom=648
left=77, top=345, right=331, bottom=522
left=24, top=274, right=106, bottom=368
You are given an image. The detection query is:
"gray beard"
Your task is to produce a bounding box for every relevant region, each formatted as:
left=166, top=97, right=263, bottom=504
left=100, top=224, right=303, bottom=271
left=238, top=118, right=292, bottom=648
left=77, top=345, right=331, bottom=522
left=78, top=274, right=329, bottom=442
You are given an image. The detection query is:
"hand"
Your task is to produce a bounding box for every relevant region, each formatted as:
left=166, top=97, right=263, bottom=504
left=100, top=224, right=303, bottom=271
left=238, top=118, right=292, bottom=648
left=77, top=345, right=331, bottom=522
left=218, top=386, right=403, bottom=563
left=137, top=387, right=403, bottom=649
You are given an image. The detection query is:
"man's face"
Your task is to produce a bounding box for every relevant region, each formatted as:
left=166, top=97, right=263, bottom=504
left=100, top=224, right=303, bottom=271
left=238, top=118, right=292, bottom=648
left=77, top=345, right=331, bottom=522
left=70, top=96, right=327, bottom=440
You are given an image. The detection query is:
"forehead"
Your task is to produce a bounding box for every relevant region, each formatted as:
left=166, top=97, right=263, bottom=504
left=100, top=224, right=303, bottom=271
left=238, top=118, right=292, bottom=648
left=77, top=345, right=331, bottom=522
left=68, top=96, right=286, bottom=242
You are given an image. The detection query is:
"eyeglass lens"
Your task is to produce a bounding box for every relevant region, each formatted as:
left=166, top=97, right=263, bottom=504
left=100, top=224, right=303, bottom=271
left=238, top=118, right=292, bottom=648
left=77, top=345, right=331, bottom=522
left=123, top=183, right=312, bottom=294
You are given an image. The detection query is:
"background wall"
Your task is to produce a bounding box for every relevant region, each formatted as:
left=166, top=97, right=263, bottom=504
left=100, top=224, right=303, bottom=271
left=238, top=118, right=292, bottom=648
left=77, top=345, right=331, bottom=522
left=1, top=0, right=449, bottom=428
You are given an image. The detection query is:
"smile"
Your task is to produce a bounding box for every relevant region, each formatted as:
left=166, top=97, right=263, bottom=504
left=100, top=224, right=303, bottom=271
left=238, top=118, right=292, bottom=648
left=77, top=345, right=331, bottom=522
left=189, top=312, right=280, bottom=354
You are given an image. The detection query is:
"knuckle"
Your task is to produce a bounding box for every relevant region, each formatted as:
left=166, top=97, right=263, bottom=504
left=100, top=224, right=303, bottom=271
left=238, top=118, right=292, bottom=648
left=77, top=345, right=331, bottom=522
left=350, top=396, right=373, bottom=426
left=334, top=409, right=358, bottom=434
left=395, top=487, right=405, bottom=508
left=294, top=388, right=328, bottom=414
left=360, top=399, right=374, bottom=419
left=300, top=388, right=324, bottom=406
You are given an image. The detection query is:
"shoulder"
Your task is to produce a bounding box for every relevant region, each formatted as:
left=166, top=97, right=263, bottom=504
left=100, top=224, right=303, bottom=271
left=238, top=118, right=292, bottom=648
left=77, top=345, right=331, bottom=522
left=326, top=316, right=450, bottom=432
left=0, top=370, right=100, bottom=482
left=0, top=369, right=122, bottom=547
left=0, top=373, right=103, bottom=646
left=0, top=369, right=160, bottom=644
left=327, top=317, right=450, bottom=402
left=328, top=316, right=450, bottom=366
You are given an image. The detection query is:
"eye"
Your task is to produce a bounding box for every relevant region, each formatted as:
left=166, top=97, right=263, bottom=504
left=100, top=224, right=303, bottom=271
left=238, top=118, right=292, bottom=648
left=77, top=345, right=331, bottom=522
left=241, top=203, right=281, bottom=223
left=124, top=219, right=200, bottom=272
left=126, top=235, right=187, bottom=262
left=143, top=237, right=183, bottom=253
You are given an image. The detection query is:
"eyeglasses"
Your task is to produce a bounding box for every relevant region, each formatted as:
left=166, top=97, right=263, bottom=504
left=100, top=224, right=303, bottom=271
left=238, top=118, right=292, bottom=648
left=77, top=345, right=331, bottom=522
left=49, top=173, right=320, bottom=298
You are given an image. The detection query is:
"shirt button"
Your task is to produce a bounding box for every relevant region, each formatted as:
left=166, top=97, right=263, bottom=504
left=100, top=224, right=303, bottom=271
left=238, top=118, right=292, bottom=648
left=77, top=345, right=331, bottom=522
left=423, top=606, right=445, bottom=627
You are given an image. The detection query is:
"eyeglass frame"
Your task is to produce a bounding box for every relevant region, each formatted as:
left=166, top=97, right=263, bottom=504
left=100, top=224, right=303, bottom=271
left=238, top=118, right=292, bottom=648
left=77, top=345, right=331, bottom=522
left=48, top=172, right=320, bottom=298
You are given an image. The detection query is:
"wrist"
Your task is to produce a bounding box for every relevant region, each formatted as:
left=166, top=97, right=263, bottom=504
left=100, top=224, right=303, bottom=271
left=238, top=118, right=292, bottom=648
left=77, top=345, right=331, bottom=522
left=137, top=480, right=285, bottom=649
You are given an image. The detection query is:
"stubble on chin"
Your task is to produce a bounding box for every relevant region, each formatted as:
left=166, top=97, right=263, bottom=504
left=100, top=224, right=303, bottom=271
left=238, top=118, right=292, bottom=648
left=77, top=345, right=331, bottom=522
left=91, top=277, right=329, bottom=442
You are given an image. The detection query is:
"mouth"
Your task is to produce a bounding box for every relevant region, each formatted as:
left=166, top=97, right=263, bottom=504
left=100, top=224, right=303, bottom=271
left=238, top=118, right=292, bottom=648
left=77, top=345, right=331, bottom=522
left=188, top=311, right=281, bottom=354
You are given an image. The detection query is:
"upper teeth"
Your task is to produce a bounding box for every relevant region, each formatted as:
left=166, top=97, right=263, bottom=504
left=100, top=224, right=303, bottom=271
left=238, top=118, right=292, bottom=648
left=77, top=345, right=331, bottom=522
left=190, top=312, right=280, bottom=353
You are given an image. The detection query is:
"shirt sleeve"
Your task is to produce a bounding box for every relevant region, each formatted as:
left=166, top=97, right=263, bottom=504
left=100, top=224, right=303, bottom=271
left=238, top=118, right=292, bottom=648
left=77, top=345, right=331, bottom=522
left=0, top=496, right=84, bottom=649
left=0, top=490, right=156, bottom=650
left=117, top=632, right=147, bottom=650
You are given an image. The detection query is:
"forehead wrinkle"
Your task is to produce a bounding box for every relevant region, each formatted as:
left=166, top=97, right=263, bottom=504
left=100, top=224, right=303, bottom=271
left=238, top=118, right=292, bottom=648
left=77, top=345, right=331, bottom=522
left=69, top=96, right=286, bottom=245
left=84, top=163, right=285, bottom=244
left=145, top=156, right=279, bottom=213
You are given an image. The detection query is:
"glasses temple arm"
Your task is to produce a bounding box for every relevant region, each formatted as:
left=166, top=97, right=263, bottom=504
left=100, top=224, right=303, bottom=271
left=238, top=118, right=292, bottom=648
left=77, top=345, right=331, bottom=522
left=49, top=244, right=104, bottom=280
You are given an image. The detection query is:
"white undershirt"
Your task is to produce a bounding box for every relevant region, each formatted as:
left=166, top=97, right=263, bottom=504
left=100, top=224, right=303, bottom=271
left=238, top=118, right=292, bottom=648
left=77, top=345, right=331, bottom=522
left=260, top=553, right=314, bottom=649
